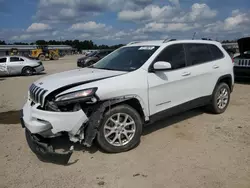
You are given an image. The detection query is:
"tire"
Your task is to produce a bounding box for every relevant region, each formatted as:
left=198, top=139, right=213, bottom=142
left=208, top=82, right=231, bottom=114
left=96, top=104, right=143, bottom=153
left=52, top=54, right=59, bottom=60
left=22, top=66, right=33, bottom=76
left=38, top=54, right=46, bottom=61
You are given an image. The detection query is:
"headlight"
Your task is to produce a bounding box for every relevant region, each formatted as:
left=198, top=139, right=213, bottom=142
left=55, top=88, right=97, bottom=102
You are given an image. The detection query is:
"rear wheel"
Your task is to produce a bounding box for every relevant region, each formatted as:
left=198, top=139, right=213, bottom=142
left=208, top=83, right=230, bottom=114
left=22, top=66, right=33, bottom=76
left=96, top=104, right=143, bottom=153
left=38, top=54, right=46, bottom=61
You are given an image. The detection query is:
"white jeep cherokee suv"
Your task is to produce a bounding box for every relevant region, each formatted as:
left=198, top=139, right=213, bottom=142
left=21, top=39, right=234, bottom=163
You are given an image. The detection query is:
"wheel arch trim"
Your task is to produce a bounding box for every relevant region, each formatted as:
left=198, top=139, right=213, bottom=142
left=83, top=95, right=148, bottom=147
left=214, top=74, right=233, bottom=93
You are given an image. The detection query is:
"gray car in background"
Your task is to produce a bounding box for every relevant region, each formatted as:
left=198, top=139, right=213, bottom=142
left=0, top=56, right=45, bottom=76
left=77, top=50, right=114, bottom=68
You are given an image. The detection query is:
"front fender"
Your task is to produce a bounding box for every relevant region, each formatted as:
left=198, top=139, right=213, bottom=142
left=101, top=95, right=149, bottom=121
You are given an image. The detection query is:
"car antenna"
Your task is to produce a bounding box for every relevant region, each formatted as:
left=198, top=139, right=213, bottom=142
left=192, top=32, right=196, bottom=40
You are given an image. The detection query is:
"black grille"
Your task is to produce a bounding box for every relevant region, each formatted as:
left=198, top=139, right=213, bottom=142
left=29, top=84, right=48, bottom=106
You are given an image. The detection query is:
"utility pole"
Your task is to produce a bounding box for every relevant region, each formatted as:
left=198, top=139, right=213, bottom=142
left=192, top=32, right=196, bottom=40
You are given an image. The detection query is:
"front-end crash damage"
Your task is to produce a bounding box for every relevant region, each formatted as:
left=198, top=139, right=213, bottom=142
left=24, top=128, right=74, bottom=164
left=21, top=85, right=139, bottom=164
left=20, top=69, right=132, bottom=164
left=44, top=95, right=136, bottom=147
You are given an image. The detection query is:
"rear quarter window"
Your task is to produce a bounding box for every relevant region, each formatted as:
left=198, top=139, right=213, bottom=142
left=208, top=44, right=224, bottom=60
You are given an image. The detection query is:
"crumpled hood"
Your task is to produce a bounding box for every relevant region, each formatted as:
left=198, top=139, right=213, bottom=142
left=33, top=68, right=126, bottom=92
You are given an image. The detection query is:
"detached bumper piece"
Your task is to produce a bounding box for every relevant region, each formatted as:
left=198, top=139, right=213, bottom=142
left=25, top=129, right=73, bottom=165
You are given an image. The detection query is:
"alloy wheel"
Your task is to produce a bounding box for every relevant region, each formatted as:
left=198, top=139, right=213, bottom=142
left=103, top=113, right=136, bottom=147
left=217, top=87, right=229, bottom=109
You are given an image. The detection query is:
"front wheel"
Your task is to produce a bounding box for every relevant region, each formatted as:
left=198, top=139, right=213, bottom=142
left=22, top=67, right=33, bottom=76
left=96, top=104, right=143, bottom=153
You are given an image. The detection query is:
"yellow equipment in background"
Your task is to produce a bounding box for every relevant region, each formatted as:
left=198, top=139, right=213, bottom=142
left=30, top=45, right=60, bottom=61
left=10, top=48, right=19, bottom=55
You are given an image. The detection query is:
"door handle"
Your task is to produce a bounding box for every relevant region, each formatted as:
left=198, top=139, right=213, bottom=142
left=213, top=65, right=219, bottom=69
left=182, top=72, right=191, bottom=76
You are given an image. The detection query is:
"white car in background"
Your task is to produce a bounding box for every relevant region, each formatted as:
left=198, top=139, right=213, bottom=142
left=0, top=56, right=45, bottom=76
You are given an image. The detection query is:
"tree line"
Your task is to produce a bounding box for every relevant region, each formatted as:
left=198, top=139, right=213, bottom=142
left=0, top=39, right=241, bottom=52
left=0, top=40, right=124, bottom=51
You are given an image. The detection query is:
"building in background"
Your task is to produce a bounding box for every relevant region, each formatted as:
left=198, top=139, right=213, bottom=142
left=0, top=45, right=74, bottom=57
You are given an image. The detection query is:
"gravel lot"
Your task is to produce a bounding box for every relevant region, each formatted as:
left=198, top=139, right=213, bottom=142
left=1, top=55, right=250, bottom=188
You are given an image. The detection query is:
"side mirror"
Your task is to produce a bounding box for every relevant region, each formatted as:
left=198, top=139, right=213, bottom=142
left=153, top=61, right=172, bottom=70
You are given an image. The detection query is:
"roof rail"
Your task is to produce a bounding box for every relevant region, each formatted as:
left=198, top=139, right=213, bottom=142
left=127, top=41, right=142, bottom=45
left=201, top=38, right=212, bottom=41
left=163, top=38, right=176, bottom=43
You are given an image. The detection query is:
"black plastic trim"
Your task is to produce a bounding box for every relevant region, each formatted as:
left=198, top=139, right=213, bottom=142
left=149, top=96, right=211, bottom=123
left=25, top=129, right=73, bottom=165
left=214, top=74, right=233, bottom=92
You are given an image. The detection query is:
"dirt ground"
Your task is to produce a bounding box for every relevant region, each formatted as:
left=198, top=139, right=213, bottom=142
left=1, top=55, right=250, bottom=188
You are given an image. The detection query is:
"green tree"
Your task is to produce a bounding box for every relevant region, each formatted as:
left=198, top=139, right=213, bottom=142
left=36, top=40, right=47, bottom=46
left=0, top=40, right=6, bottom=45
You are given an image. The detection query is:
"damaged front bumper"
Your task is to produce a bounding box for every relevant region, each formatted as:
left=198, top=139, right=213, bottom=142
left=24, top=128, right=74, bottom=164
left=21, top=100, right=88, bottom=135
left=20, top=100, right=89, bottom=164
left=21, top=98, right=125, bottom=164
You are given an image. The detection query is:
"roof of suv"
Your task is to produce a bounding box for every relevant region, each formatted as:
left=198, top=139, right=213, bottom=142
left=126, top=39, right=222, bottom=47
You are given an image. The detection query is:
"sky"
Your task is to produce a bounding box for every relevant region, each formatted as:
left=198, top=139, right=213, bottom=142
left=0, top=0, right=249, bottom=45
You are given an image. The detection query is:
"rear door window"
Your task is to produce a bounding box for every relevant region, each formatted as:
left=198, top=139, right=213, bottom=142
left=10, top=57, right=23, bottom=62
left=184, top=43, right=213, bottom=66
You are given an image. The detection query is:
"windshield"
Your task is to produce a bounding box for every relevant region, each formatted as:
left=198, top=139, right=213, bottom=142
left=91, top=46, right=159, bottom=71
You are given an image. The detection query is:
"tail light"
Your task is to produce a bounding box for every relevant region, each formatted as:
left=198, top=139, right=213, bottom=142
left=231, top=56, right=234, bottom=63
